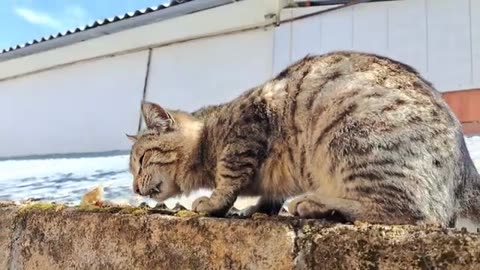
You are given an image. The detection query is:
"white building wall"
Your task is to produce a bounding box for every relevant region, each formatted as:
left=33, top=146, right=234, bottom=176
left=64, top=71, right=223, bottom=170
left=0, top=0, right=280, bottom=158
left=0, top=0, right=279, bottom=82
left=473, top=0, right=480, bottom=86
left=145, top=29, right=275, bottom=113
left=274, top=0, right=480, bottom=92
left=1, top=0, right=479, bottom=157
left=0, top=51, right=148, bottom=157
left=0, top=28, right=275, bottom=158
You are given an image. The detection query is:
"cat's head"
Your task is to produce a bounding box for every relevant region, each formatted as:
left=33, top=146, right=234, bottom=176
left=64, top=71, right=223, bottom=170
left=127, top=101, right=202, bottom=202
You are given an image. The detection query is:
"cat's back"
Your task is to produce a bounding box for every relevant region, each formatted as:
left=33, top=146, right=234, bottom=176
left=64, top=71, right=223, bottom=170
left=245, top=51, right=460, bottom=153
left=293, top=51, right=461, bottom=151
left=209, top=51, right=461, bottom=163
left=272, top=52, right=450, bottom=122
left=257, top=51, right=464, bottom=206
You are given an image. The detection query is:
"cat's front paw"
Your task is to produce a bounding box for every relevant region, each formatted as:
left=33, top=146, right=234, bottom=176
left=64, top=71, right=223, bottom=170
left=192, top=196, right=211, bottom=213
left=192, top=196, right=228, bottom=217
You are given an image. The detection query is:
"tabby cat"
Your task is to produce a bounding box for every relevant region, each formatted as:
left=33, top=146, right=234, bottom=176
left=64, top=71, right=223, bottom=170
left=127, top=51, right=480, bottom=227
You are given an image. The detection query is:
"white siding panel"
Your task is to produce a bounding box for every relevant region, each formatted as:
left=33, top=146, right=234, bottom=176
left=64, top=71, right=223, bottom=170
left=352, top=2, right=389, bottom=55
left=291, top=8, right=323, bottom=62
left=472, top=0, right=480, bottom=86
left=278, top=0, right=480, bottom=92
left=426, top=0, right=471, bottom=91
left=320, top=6, right=354, bottom=53
left=272, top=10, right=292, bottom=76
left=0, top=51, right=148, bottom=157
left=146, top=29, right=274, bottom=113
left=0, top=0, right=279, bottom=81
left=387, top=0, right=428, bottom=73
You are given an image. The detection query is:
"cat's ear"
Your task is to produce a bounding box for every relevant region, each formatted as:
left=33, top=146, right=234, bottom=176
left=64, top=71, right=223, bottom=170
left=126, top=134, right=137, bottom=143
left=141, top=101, right=175, bottom=131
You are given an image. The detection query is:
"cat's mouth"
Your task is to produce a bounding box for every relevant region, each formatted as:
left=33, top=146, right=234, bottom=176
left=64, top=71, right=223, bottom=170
left=149, top=182, right=163, bottom=197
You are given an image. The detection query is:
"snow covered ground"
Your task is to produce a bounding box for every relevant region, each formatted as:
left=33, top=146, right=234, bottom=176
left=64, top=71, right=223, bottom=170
left=1, top=136, right=480, bottom=209
left=0, top=153, right=256, bottom=209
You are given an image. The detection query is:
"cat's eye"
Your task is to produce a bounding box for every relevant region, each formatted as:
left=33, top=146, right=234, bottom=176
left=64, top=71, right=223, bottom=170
left=139, top=150, right=153, bottom=167
left=139, top=153, right=146, bottom=166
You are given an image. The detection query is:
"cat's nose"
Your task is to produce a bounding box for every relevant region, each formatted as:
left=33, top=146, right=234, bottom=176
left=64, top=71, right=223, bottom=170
left=133, top=183, right=141, bottom=194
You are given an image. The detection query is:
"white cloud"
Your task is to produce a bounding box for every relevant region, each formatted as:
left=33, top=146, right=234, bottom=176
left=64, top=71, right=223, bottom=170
left=14, top=5, right=91, bottom=32
left=14, top=7, right=64, bottom=30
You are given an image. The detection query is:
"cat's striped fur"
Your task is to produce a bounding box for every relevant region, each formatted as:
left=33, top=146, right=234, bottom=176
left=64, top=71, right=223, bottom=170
left=128, top=51, right=480, bottom=226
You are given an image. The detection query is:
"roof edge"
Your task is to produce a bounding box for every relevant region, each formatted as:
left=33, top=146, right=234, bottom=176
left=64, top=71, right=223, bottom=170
left=0, top=0, right=236, bottom=63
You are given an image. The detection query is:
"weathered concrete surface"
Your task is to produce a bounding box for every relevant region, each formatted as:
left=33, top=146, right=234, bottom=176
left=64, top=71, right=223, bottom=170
left=0, top=203, right=17, bottom=269
left=6, top=205, right=295, bottom=270
left=297, top=223, right=480, bottom=270
left=1, top=203, right=480, bottom=270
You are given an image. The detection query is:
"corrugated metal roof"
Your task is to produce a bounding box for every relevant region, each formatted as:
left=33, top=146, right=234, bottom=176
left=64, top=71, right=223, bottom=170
left=0, top=0, right=233, bottom=60
left=1, top=3, right=169, bottom=55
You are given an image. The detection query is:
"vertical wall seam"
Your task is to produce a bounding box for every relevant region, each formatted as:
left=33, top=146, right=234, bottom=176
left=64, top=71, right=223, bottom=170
left=318, top=12, right=323, bottom=52
left=468, top=0, right=474, bottom=85
left=137, top=48, right=153, bottom=132
left=386, top=4, right=390, bottom=51
left=271, top=25, right=277, bottom=77
left=425, top=0, right=429, bottom=73
left=288, top=10, right=293, bottom=64
left=351, top=6, right=355, bottom=49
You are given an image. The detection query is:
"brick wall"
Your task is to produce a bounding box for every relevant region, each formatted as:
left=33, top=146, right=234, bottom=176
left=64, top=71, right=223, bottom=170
left=442, top=89, right=480, bottom=136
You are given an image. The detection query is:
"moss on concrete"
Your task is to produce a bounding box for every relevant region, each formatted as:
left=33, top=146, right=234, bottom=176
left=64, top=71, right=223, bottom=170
left=0, top=201, right=16, bottom=208
left=15, top=202, right=172, bottom=216
left=118, top=206, right=149, bottom=215
left=75, top=204, right=125, bottom=213
left=17, top=202, right=66, bottom=216
left=73, top=202, right=200, bottom=216
left=174, top=209, right=203, bottom=218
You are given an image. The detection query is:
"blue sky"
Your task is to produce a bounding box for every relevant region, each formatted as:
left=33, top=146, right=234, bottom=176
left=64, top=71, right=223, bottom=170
left=0, top=0, right=169, bottom=50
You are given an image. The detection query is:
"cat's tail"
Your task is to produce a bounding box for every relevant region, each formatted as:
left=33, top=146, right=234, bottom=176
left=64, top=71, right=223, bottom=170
left=456, top=137, right=480, bottom=231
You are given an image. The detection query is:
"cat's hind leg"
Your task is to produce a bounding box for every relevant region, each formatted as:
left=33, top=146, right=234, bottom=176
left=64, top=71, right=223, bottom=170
left=288, top=193, right=426, bottom=225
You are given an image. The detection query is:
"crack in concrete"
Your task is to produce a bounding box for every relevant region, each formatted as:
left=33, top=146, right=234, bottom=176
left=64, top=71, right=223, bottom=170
left=8, top=210, right=27, bottom=270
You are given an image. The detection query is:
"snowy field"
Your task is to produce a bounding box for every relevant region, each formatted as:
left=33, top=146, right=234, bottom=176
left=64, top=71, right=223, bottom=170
left=1, top=136, right=480, bottom=209
left=0, top=154, right=257, bottom=209
left=0, top=153, right=220, bottom=209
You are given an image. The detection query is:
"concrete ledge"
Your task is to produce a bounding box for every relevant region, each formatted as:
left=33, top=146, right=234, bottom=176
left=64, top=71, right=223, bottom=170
left=0, top=204, right=17, bottom=269
left=1, top=203, right=480, bottom=269
left=297, top=223, right=480, bottom=270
